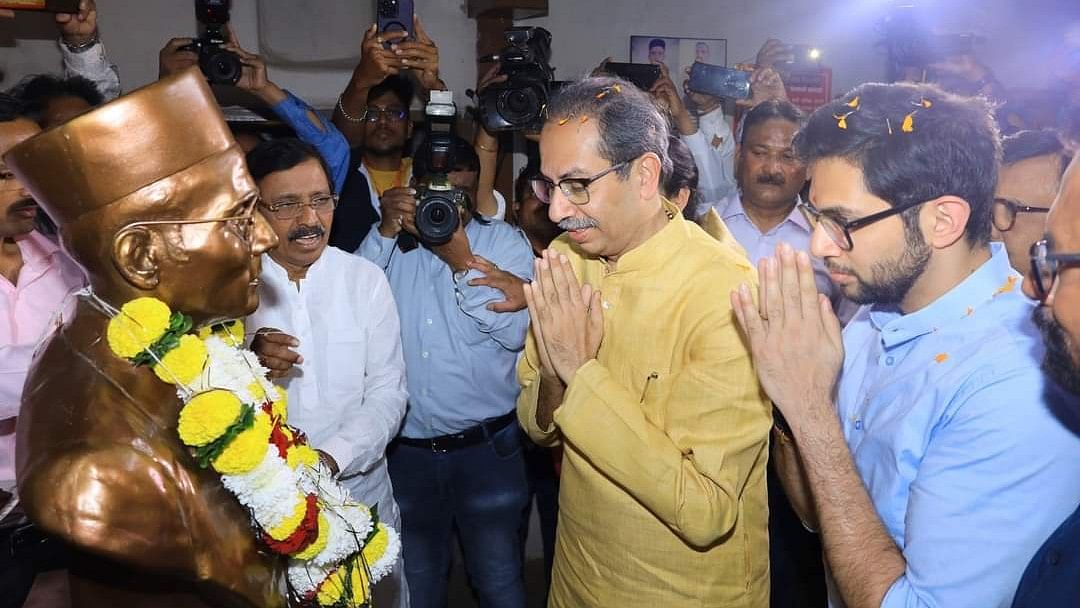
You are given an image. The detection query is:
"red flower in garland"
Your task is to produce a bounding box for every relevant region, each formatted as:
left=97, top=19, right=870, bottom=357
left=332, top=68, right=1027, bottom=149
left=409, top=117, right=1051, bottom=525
left=262, top=493, right=320, bottom=555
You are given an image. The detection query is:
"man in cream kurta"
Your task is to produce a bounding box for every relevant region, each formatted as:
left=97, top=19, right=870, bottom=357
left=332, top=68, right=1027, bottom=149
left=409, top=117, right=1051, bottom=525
left=518, top=77, right=771, bottom=607
left=244, top=138, right=409, bottom=606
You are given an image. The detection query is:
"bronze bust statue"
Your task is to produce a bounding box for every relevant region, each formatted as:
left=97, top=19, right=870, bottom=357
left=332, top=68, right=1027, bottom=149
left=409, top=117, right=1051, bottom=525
left=5, top=69, right=285, bottom=607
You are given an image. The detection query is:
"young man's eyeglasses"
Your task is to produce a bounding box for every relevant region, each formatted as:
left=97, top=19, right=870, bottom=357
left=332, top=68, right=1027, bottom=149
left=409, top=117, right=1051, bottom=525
left=529, top=160, right=631, bottom=206
left=259, top=194, right=338, bottom=221
left=992, top=197, right=1051, bottom=232
left=798, top=199, right=928, bottom=252
left=1029, top=237, right=1080, bottom=300
left=360, top=107, right=409, bottom=123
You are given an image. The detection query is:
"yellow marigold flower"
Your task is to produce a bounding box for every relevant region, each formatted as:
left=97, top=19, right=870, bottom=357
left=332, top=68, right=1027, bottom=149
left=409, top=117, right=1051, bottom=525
left=212, top=412, right=273, bottom=475
left=153, top=335, right=208, bottom=385
left=267, top=493, right=309, bottom=541
left=362, top=524, right=390, bottom=565
left=287, top=444, right=319, bottom=470
left=106, top=297, right=172, bottom=359
left=270, top=386, right=288, bottom=420
left=178, top=390, right=242, bottom=447
left=293, top=513, right=331, bottom=560
left=316, top=566, right=347, bottom=606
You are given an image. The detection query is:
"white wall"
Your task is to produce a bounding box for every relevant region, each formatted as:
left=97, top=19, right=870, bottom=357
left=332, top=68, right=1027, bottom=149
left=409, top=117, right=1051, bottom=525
left=0, top=0, right=477, bottom=109
left=527, top=0, right=1078, bottom=96
left=1, top=0, right=1076, bottom=109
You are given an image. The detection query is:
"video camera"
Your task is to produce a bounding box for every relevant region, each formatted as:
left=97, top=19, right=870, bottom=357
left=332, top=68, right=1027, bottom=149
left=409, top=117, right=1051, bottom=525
left=478, top=27, right=555, bottom=132
left=401, top=91, right=468, bottom=249
left=183, top=0, right=243, bottom=86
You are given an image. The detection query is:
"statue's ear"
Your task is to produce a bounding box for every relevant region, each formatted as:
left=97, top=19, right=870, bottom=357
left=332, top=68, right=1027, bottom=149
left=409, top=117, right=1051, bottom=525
left=112, top=225, right=163, bottom=290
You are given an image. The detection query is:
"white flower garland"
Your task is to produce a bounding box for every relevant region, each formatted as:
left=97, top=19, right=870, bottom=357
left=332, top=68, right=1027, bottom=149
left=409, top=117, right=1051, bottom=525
left=95, top=294, right=400, bottom=607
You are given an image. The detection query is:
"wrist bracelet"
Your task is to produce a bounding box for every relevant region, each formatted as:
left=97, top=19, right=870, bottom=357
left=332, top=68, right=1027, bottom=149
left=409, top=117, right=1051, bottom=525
left=336, top=95, right=364, bottom=123
left=61, top=32, right=100, bottom=54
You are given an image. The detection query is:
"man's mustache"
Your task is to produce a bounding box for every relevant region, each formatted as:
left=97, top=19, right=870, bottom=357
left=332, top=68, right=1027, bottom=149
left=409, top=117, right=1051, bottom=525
left=825, top=259, right=854, bottom=275
left=9, top=197, right=36, bottom=212
left=288, top=225, right=325, bottom=241
left=558, top=217, right=600, bottom=231
left=756, top=172, right=786, bottom=186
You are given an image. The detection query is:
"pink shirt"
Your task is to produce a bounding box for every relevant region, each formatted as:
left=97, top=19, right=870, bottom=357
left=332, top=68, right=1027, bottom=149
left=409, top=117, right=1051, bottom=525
left=0, top=231, right=84, bottom=489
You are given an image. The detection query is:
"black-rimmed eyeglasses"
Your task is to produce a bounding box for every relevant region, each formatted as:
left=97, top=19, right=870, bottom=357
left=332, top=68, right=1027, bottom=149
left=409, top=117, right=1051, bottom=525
left=798, top=199, right=929, bottom=252
left=992, top=197, right=1051, bottom=232
left=360, top=107, right=409, bottom=123
left=1029, top=237, right=1080, bottom=300
left=529, top=160, right=631, bottom=206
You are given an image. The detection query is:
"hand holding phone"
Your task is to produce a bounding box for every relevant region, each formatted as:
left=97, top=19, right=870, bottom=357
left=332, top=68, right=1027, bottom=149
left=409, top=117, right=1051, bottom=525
left=688, top=62, right=751, bottom=100
left=604, top=62, right=662, bottom=90
left=377, top=0, right=413, bottom=46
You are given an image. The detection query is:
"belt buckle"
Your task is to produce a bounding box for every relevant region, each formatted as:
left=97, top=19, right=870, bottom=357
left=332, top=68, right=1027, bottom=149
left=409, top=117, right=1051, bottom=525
left=430, top=432, right=467, bottom=453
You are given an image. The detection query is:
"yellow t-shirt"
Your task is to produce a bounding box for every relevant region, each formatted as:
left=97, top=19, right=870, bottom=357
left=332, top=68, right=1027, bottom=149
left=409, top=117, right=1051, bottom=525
left=366, top=159, right=412, bottom=197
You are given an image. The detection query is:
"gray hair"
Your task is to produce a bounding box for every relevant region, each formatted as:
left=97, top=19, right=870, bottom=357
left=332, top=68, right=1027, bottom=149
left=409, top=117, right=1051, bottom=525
left=545, top=76, right=673, bottom=183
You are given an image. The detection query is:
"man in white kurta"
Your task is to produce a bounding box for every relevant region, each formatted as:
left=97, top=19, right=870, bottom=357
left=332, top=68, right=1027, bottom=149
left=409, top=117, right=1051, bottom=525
left=244, top=138, right=409, bottom=606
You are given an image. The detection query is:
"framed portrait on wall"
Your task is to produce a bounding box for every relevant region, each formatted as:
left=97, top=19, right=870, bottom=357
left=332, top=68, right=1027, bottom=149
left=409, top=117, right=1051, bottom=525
left=629, top=36, right=727, bottom=76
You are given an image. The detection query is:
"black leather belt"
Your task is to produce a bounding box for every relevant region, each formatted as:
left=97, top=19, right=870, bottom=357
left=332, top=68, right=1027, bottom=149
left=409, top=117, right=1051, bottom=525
left=397, top=412, right=518, bottom=453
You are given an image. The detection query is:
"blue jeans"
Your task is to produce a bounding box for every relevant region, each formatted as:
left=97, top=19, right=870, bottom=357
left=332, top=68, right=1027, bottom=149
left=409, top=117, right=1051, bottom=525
left=388, top=421, right=529, bottom=608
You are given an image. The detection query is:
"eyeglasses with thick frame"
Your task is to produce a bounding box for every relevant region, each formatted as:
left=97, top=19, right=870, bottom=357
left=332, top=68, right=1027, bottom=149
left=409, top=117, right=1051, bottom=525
left=259, top=194, right=338, bottom=221
left=360, top=107, right=409, bottom=123
left=992, top=197, right=1051, bottom=232
left=529, top=159, right=632, bottom=206
left=1029, top=237, right=1080, bottom=300
left=798, top=199, right=929, bottom=252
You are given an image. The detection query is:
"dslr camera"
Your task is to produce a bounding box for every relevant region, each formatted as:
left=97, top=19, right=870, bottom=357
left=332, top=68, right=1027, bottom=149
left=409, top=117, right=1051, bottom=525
left=183, top=0, right=243, bottom=86
left=479, top=27, right=555, bottom=132
left=409, top=91, right=467, bottom=247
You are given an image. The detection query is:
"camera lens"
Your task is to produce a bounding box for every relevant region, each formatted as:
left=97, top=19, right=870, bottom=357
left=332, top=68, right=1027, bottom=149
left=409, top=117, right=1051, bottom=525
left=202, top=49, right=242, bottom=85
left=498, top=88, right=541, bottom=125
left=415, top=194, right=459, bottom=245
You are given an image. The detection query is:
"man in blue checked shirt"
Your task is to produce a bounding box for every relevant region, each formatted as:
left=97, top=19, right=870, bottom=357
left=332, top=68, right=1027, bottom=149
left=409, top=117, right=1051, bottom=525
left=732, top=82, right=1080, bottom=608
left=355, top=137, right=535, bottom=608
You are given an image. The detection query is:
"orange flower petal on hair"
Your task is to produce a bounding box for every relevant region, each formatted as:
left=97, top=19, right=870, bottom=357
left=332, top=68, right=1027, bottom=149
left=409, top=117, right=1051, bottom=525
left=846, top=96, right=860, bottom=108
left=612, top=83, right=622, bottom=93
left=934, top=353, right=950, bottom=364
left=993, top=275, right=1018, bottom=297
left=901, top=112, right=916, bottom=133
left=558, top=117, right=570, bottom=125
left=919, top=98, right=933, bottom=108
left=580, top=115, right=590, bottom=123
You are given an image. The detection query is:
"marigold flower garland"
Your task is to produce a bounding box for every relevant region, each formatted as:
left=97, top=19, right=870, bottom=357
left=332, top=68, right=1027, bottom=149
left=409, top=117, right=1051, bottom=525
left=102, top=296, right=400, bottom=607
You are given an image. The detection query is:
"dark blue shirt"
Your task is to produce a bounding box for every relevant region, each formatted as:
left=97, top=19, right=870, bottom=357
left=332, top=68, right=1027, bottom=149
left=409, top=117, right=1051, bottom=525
left=1012, top=504, right=1080, bottom=607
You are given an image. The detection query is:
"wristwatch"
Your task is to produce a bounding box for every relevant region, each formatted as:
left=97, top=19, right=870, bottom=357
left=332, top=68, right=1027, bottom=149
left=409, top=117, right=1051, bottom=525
left=61, top=32, right=100, bottom=54
left=452, top=269, right=469, bottom=284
